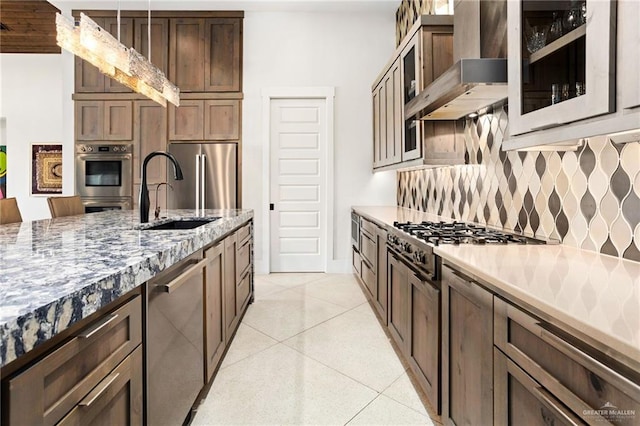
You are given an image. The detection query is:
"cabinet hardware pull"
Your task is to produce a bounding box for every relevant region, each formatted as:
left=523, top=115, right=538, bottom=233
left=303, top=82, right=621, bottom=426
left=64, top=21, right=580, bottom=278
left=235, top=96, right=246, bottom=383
left=160, top=258, right=209, bottom=293
left=532, top=386, right=583, bottom=425
left=530, top=123, right=562, bottom=131
left=78, top=314, right=119, bottom=339
left=79, top=373, right=120, bottom=407
left=538, top=325, right=640, bottom=399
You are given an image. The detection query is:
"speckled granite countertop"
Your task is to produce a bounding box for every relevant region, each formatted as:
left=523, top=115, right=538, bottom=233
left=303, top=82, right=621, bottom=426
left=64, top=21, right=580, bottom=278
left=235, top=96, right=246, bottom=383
left=0, top=209, right=252, bottom=368
left=353, top=206, right=640, bottom=368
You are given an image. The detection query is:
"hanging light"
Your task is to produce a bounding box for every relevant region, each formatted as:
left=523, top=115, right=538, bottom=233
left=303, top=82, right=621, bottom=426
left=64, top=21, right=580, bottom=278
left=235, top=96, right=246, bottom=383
left=55, top=8, right=180, bottom=107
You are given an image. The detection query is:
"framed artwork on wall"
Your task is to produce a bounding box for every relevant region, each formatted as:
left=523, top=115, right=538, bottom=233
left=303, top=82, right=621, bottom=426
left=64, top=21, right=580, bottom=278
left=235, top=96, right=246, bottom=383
left=31, top=143, right=62, bottom=196
left=0, top=145, right=6, bottom=199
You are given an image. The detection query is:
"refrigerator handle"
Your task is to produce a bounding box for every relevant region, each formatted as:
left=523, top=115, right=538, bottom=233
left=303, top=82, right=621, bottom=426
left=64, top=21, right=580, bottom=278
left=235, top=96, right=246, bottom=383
left=195, top=154, right=201, bottom=210
left=201, top=154, right=206, bottom=212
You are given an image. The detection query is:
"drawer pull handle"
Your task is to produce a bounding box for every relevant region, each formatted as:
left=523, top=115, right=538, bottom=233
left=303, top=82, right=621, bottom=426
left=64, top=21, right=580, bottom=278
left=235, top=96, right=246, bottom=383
left=78, top=314, right=119, bottom=339
left=533, top=386, right=583, bottom=425
left=538, top=326, right=640, bottom=399
left=161, top=258, right=209, bottom=293
left=79, top=373, right=120, bottom=407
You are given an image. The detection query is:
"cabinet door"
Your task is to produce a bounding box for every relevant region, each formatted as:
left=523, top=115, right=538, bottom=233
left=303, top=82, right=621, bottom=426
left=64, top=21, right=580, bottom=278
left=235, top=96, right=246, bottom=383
left=75, top=17, right=106, bottom=93
left=133, top=100, right=167, bottom=185
left=494, top=349, right=583, bottom=426
left=387, top=58, right=402, bottom=165
left=408, top=272, right=440, bottom=413
left=388, top=252, right=409, bottom=352
left=57, top=346, right=143, bottom=426
left=204, top=100, right=240, bottom=140
left=170, top=18, right=205, bottom=92
left=619, top=0, right=640, bottom=110
left=134, top=18, right=169, bottom=75
left=169, top=100, right=204, bottom=140
left=372, top=85, right=381, bottom=168
left=204, top=18, right=242, bottom=92
left=507, top=0, right=616, bottom=136
left=373, top=228, right=388, bottom=324
left=400, top=33, right=422, bottom=161
left=442, top=264, right=493, bottom=426
left=104, top=101, right=133, bottom=141
left=205, top=241, right=226, bottom=382
left=103, top=18, right=134, bottom=93
left=378, top=81, right=388, bottom=166
left=76, top=101, right=104, bottom=140
left=422, top=121, right=465, bottom=166
left=223, top=232, right=238, bottom=343
left=421, top=26, right=454, bottom=87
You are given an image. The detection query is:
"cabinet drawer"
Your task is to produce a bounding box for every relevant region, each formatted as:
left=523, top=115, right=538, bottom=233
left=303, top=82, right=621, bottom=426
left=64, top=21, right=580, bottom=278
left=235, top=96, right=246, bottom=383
left=7, top=296, right=142, bottom=426
left=57, top=345, right=143, bottom=426
left=361, top=258, right=376, bottom=299
left=236, top=270, right=250, bottom=313
left=494, top=299, right=640, bottom=422
left=360, top=218, right=377, bottom=239
left=352, top=249, right=362, bottom=276
left=236, top=223, right=251, bottom=245
left=360, top=232, right=377, bottom=269
left=236, top=238, right=251, bottom=282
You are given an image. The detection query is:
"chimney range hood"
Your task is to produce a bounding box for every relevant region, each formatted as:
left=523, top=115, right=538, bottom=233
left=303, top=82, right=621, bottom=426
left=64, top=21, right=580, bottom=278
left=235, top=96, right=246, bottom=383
left=406, top=0, right=508, bottom=121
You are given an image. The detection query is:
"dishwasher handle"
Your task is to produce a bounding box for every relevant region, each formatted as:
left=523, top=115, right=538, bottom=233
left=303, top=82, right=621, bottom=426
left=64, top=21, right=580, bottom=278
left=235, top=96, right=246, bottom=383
left=159, top=258, right=209, bottom=293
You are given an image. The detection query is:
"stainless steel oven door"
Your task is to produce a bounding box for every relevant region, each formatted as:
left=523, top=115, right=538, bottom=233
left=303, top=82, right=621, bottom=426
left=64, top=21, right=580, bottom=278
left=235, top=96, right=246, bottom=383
left=75, top=151, right=133, bottom=198
left=81, top=197, right=133, bottom=213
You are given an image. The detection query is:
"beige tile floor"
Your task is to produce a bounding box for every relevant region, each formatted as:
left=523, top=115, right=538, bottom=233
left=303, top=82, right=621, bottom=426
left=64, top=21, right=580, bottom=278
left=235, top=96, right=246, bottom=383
left=192, top=273, right=434, bottom=426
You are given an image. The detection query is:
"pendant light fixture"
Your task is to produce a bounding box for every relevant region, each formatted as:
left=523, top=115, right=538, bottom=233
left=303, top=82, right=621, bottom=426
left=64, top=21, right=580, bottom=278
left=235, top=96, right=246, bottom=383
left=55, top=1, right=180, bottom=107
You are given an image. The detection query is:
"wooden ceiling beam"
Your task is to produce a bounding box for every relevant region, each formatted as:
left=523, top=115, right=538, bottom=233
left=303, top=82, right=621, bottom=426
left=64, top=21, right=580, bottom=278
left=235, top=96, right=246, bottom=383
left=0, top=0, right=61, bottom=54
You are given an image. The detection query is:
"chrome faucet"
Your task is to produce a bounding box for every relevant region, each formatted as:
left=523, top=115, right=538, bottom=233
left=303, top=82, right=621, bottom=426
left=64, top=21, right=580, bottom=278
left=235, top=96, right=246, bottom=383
left=154, top=182, right=173, bottom=220
left=140, top=151, right=183, bottom=223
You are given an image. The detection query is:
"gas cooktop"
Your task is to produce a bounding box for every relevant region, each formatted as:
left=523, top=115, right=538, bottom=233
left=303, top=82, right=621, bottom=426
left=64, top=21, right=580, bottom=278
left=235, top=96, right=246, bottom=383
left=392, top=221, right=550, bottom=246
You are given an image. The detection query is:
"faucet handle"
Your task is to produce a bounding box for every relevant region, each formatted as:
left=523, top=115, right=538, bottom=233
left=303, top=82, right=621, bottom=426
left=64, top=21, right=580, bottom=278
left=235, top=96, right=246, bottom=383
left=154, top=182, right=174, bottom=220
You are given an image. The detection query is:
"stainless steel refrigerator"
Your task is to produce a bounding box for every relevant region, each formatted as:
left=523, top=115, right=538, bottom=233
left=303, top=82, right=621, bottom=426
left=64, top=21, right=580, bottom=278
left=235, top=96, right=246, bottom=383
left=167, top=143, right=237, bottom=210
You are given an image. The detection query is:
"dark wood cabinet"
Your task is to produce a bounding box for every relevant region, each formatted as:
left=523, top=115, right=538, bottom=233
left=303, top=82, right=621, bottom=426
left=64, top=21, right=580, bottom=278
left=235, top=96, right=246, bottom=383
left=169, top=99, right=205, bottom=140
left=223, top=232, right=238, bottom=343
left=205, top=18, right=242, bottom=92
left=388, top=252, right=410, bottom=352
left=494, top=298, right=640, bottom=426
left=75, top=100, right=133, bottom=141
left=373, top=227, right=388, bottom=324
left=442, top=264, right=493, bottom=426
left=204, top=241, right=226, bottom=382
left=169, top=99, right=240, bottom=141
left=4, top=296, right=142, bottom=425
left=75, top=17, right=134, bottom=93
left=134, top=18, right=169, bottom=75
left=169, top=18, right=206, bottom=92
left=235, top=223, right=252, bottom=313
left=133, top=100, right=167, bottom=185
left=408, top=271, right=440, bottom=413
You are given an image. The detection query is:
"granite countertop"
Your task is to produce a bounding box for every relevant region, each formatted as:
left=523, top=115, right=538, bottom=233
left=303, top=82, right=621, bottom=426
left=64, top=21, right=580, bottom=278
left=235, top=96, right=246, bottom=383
left=0, top=209, right=253, bottom=368
left=353, top=206, right=640, bottom=368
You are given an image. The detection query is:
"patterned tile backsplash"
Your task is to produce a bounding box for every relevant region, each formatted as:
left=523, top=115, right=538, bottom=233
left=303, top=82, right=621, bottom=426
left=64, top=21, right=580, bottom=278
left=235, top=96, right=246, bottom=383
left=397, top=105, right=640, bottom=262
left=395, top=0, right=434, bottom=45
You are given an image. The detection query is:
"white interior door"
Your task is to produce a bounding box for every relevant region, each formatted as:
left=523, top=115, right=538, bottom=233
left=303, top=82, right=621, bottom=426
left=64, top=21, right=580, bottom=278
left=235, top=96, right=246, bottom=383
left=270, top=98, right=327, bottom=272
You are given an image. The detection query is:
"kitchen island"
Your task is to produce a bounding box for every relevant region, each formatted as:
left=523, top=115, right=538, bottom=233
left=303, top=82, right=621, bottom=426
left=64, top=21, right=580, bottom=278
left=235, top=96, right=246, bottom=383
left=0, top=209, right=252, bottom=367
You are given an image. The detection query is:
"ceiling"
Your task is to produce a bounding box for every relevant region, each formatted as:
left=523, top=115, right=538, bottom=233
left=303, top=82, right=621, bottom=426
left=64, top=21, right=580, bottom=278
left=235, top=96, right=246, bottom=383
left=0, top=0, right=61, bottom=54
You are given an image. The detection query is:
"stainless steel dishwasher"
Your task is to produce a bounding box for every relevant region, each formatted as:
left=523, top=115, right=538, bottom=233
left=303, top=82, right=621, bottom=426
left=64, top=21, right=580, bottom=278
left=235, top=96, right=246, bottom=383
left=146, top=250, right=208, bottom=426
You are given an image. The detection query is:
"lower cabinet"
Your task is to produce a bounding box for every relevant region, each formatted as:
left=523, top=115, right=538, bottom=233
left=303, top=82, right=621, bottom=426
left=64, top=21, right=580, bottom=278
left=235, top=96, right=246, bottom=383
left=408, top=271, right=440, bottom=413
left=373, top=227, right=388, bottom=324
left=441, top=264, right=493, bottom=426
left=387, top=251, right=410, bottom=351
left=494, top=298, right=640, bottom=426
left=204, top=241, right=226, bottom=383
left=223, top=231, right=239, bottom=343
left=3, top=295, right=142, bottom=425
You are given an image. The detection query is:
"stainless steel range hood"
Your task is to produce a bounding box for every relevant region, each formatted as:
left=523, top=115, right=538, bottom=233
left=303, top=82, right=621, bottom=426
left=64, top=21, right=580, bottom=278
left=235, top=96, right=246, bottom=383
left=406, top=0, right=508, bottom=121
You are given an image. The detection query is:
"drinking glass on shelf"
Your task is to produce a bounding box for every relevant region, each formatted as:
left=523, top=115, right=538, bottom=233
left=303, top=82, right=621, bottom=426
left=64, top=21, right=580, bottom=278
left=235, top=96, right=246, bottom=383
left=549, top=12, right=563, bottom=41
left=579, top=2, right=587, bottom=26
left=562, top=84, right=570, bottom=101
left=526, top=26, right=547, bottom=53
left=551, top=84, right=561, bottom=105
left=576, top=82, right=585, bottom=96
left=563, top=8, right=580, bottom=31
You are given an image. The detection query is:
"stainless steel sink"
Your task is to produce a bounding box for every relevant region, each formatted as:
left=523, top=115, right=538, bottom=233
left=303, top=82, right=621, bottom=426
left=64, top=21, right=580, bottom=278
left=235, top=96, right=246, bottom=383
left=142, top=218, right=219, bottom=230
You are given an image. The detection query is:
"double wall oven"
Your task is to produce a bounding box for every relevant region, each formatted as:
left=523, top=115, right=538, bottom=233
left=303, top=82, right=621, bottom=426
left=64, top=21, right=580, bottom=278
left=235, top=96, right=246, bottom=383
left=75, top=143, right=133, bottom=212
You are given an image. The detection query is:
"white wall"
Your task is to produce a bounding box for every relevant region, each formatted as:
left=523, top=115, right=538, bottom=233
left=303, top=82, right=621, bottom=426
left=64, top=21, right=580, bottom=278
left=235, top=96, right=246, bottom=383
left=242, top=10, right=397, bottom=273
left=0, top=54, right=74, bottom=221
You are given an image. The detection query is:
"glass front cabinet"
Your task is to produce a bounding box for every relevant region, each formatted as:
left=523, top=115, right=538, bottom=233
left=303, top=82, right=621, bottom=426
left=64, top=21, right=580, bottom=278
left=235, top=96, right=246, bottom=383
left=507, top=0, right=616, bottom=136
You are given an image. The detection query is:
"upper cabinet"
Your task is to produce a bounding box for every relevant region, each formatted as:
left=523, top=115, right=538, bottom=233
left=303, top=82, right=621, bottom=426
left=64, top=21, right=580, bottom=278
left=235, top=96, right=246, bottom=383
left=504, top=0, right=640, bottom=150
left=507, top=0, right=615, bottom=137
left=372, top=15, right=458, bottom=171
left=169, top=17, right=242, bottom=93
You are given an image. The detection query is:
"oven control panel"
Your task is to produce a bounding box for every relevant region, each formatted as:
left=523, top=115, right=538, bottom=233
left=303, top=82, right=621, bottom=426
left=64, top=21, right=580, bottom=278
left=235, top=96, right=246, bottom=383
left=76, top=144, right=131, bottom=154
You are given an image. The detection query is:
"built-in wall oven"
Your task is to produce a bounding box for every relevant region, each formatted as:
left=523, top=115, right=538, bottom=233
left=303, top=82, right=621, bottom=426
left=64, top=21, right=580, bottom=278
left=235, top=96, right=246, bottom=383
left=75, top=143, right=133, bottom=211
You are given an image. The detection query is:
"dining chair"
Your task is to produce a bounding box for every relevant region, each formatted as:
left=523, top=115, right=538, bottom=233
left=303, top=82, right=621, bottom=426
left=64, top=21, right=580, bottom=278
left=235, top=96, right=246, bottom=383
left=0, top=197, right=23, bottom=225
left=47, top=195, right=85, bottom=218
